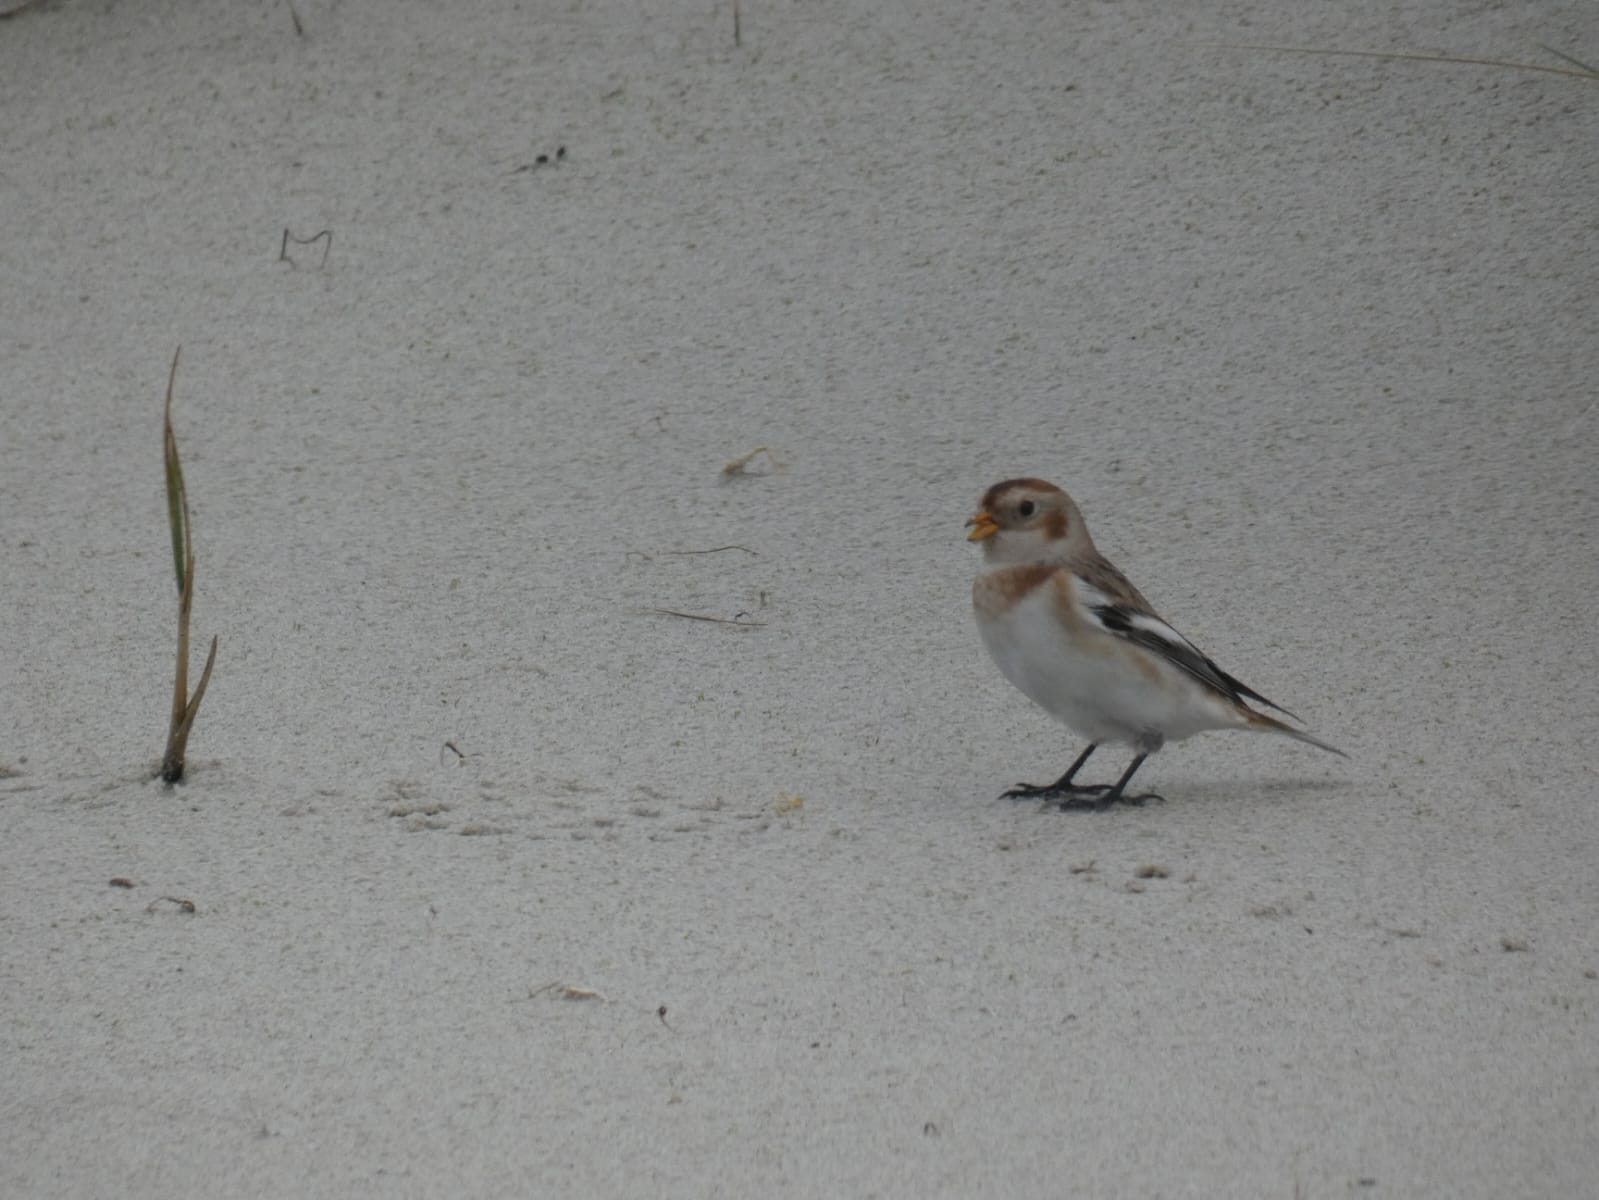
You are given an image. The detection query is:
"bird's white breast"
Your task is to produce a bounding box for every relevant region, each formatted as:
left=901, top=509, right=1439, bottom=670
left=974, top=566, right=1241, bottom=747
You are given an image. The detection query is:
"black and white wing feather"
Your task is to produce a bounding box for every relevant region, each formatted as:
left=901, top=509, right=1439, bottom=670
left=1072, top=566, right=1301, bottom=720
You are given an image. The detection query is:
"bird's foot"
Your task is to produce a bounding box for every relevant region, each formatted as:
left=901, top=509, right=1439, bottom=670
left=1001, top=781, right=1106, bottom=802
left=1056, top=788, right=1165, bottom=812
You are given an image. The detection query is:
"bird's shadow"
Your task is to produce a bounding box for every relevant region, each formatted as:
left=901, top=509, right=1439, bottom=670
left=1159, top=774, right=1347, bottom=810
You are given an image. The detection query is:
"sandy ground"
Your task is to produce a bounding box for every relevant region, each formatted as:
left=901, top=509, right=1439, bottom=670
left=3, top=1, right=1597, bottom=1195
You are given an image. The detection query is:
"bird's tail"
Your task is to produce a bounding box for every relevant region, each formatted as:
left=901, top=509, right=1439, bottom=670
left=1247, top=710, right=1348, bottom=758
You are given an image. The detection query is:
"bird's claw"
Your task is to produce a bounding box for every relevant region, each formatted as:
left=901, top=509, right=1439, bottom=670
left=1000, top=781, right=1107, bottom=802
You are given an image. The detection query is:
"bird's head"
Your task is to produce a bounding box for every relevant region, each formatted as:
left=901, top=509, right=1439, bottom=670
left=966, top=477, right=1093, bottom=564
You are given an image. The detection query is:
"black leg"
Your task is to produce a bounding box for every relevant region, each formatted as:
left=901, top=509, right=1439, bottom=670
left=1001, top=744, right=1103, bottom=800
left=1054, top=752, right=1164, bottom=811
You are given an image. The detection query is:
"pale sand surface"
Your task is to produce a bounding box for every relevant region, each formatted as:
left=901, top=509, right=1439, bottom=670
left=3, top=1, right=1597, bottom=1195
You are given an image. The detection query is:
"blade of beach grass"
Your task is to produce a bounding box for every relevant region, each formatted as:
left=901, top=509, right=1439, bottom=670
left=163, top=348, right=190, bottom=595
left=159, top=349, right=217, bottom=784
left=163, top=561, right=218, bottom=778
left=162, top=552, right=196, bottom=781
left=174, top=548, right=219, bottom=743
left=187, top=633, right=219, bottom=729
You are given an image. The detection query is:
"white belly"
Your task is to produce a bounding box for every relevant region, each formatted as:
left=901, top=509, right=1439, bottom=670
left=976, top=580, right=1240, bottom=748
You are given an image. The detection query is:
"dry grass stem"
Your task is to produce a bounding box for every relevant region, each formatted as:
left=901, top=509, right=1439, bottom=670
left=529, top=982, right=609, bottom=1001
left=146, top=896, right=197, bottom=914
left=643, top=607, right=765, bottom=627
left=279, top=227, right=332, bottom=267
left=721, top=446, right=782, bottom=477
left=1208, top=42, right=1599, bottom=82
left=1538, top=45, right=1599, bottom=77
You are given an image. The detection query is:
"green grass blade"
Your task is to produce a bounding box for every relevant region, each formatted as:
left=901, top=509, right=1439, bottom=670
left=157, top=348, right=219, bottom=785
left=161, top=550, right=195, bottom=781
left=163, top=347, right=191, bottom=596
left=182, top=633, right=219, bottom=729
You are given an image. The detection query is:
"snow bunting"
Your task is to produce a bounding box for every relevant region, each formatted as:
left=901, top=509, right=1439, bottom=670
left=967, top=478, right=1344, bottom=808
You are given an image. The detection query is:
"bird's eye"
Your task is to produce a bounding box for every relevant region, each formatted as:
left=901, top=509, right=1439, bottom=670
left=1018, top=500, right=1036, bottom=518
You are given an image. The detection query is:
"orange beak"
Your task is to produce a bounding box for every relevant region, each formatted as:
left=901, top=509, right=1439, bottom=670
left=965, top=510, right=999, bottom=542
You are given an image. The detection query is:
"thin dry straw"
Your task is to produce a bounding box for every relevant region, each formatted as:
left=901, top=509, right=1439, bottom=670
left=1206, top=42, right=1599, bottom=83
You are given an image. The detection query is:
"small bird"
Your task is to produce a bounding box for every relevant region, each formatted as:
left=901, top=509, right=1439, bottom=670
left=967, top=478, right=1344, bottom=808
